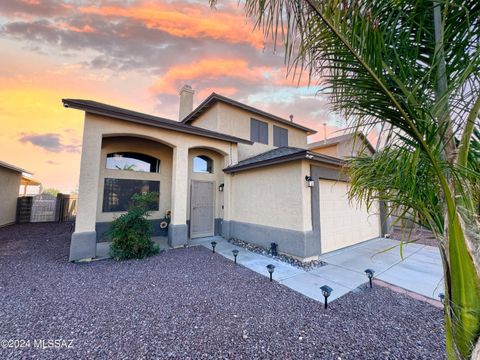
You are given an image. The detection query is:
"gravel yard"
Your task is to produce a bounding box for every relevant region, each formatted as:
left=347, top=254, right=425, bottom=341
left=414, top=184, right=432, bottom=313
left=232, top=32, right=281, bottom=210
left=0, top=223, right=445, bottom=359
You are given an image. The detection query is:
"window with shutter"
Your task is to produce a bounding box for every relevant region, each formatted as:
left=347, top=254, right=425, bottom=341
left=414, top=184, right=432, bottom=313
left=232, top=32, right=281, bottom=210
left=250, top=118, right=268, bottom=144
left=273, top=125, right=288, bottom=147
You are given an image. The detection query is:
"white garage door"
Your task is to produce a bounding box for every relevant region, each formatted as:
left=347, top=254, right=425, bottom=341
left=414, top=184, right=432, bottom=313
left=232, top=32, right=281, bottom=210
left=319, top=179, right=380, bottom=253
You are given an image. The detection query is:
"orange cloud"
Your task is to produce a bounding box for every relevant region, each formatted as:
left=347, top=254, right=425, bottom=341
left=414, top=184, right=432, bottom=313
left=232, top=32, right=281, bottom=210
left=56, top=23, right=95, bottom=33
left=79, top=2, right=263, bottom=48
left=150, top=58, right=270, bottom=94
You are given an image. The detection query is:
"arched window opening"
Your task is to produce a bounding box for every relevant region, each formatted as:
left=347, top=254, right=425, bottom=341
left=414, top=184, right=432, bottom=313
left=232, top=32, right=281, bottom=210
left=106, top=152, right=160, bottom=173
left=193, top=155, right=213, bottom=173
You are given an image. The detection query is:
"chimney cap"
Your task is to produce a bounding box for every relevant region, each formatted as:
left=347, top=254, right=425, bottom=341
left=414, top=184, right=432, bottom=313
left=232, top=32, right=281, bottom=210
left=179, top=84, right=194, bottom=94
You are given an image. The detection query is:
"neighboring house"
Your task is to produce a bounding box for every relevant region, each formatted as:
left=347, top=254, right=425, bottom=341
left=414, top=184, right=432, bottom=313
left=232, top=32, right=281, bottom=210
left=65, top=85, right=390, bottom=262
left=0, top=161, right=32, bottom=227
left=308, top=132, right=375, bottom=158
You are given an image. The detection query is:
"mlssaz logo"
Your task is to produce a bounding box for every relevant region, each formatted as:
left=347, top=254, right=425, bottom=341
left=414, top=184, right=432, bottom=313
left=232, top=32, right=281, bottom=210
left=34, top=339, right=74, bottom=349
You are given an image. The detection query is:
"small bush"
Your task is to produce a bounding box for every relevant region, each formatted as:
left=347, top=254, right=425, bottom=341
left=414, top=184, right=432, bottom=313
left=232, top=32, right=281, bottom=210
left=108, top=192, right=160, bottom=260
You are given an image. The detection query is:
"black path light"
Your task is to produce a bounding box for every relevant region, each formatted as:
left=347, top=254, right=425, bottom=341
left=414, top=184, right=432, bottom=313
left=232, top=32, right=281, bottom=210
left=365, top=268, right=375, bottom=288
left=266, top=264, right=275, bottom=282
left=320, top=285, right=333, bottom=309
left=232, top=249, right=239, bottom=264
left=438, top=293, right=445, bottom=305
left=211, top=241, right=217, bottom=253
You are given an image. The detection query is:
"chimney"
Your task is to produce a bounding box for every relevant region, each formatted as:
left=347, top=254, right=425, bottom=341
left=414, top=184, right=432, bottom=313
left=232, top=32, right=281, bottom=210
left=179, top=84, right=194, bottom=121
left=289, top=114, right=294, bottom=122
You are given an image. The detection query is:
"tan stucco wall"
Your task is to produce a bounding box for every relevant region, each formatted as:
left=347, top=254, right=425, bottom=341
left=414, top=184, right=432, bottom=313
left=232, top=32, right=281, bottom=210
left=96, top=136, right=173, bottom=222
left=338, top=138, right=374, bottom=158
left=310, top=144, right=338, bottom=158
left=191, top=102, right=309, bottom=160
left=230, top=161, right=312, bottom=231
left=0, top=166, right=21, bottom=226
left=187, top=148, right=225, bottom=220
left=75, top=113, right=236, bottom=234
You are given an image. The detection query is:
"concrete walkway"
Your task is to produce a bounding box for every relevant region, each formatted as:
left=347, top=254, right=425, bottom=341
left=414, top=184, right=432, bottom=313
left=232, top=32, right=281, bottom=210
left=191, top=236, right=444, bottom=304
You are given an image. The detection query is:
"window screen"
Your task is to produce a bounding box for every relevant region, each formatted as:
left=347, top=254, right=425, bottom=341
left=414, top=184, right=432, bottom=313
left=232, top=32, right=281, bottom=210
left=250, top=119, right=268, bottom=144
left=273, top=126, right=288, bottom=147
left=103, top=178, right=159, bottom=212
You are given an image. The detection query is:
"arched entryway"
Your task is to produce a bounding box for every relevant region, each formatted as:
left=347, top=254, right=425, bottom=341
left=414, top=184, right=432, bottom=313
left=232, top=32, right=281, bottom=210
left=187, top=147, right=226, bottom=239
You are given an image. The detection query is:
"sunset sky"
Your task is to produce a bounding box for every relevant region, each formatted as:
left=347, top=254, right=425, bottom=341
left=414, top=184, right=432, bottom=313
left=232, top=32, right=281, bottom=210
left=0, top=0, right=345, bottom=193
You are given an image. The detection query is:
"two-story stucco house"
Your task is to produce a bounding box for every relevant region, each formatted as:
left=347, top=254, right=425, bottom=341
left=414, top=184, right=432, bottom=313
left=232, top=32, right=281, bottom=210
left=65, top=85, right=389, bottom=262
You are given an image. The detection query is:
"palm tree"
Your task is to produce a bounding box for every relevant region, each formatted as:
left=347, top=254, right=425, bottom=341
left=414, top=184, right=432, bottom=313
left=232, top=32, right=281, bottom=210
left=218, top=0, right=480, bottom=358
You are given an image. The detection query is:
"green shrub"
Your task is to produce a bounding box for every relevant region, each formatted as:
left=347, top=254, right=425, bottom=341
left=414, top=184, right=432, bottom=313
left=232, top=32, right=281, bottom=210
left=108, top=192, right=160, bottom=260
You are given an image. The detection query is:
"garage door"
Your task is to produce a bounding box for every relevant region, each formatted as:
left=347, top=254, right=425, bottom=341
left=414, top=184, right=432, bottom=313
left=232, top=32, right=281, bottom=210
left=319, top=179, right=380, bottom=253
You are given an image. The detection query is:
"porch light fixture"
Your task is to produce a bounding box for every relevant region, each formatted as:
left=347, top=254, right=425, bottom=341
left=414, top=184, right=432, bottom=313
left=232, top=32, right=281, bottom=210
left=305, top=175, right=314, bottom=188
left=266, top=264, right=275, bottom=282
left=232, top=249, right=239, bottom=264
left=365, top=269, right=375, bottom=288
left=438, top=293, right=445, bottom=305
left=218, top=183, right=224, bottom=192
left=320, top=285, right=333, bottom=309
left=211, top=241, right=217, bottom=253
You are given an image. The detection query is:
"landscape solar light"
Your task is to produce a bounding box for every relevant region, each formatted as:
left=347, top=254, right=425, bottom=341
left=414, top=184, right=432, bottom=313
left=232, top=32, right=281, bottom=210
left=232, top=249, right=239, bottom=264
left=365, top=268, right=375, bottom=288
left=438, top=293, right=445, bottom=305
left=266, top=264, right=275, bottom=282
left=320, top=285, right=333, bottom=309
left=211, top=241, right=217, bottom=253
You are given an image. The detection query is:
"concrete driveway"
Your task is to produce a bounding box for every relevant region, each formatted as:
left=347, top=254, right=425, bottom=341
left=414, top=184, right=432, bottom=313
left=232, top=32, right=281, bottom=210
left=194, top=237, right=444, bottom=304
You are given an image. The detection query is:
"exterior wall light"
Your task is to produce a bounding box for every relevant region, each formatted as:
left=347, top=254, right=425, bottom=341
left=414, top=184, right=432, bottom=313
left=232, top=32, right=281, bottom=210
left=232, top=249, right=239, bottom=264
left=266, top=264, right=275, bottom=282
left=365, top=269, right=375, bottom=288
left=320, top=285, right=333, bottom=309
left=211, top=241, right=217, bottom=253
left=305, top=175, right=314, bottom=187
left=218, top=183, right=224, bottom=192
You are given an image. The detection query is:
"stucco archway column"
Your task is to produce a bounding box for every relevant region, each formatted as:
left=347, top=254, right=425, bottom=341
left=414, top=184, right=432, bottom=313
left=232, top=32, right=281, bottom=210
left=168, top=144, right=189, bottom=247
left=69, top=118, right=102, bottom=261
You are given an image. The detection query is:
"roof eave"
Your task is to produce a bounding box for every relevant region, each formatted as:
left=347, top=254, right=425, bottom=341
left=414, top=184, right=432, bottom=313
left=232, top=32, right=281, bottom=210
left=223, top=150, right=343, bottom=174
left=63, top=99, right=253, bottom=145
left=183, top=93, right=318, bottom=135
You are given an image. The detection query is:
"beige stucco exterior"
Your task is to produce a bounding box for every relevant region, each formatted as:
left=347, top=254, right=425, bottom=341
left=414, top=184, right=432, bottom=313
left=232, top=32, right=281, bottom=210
left=310, top=144, right=339, bottom=157
left=189, top=102, right=309, bottom=160
left=230, top=161, right=312, bottom=232
left=0, top=166, right=21, bottom=226
left=69, top=97, right=385, bottom=262
left=74, top=113, right=236, bottom=236
left=310, top=137, right=374, bottom=159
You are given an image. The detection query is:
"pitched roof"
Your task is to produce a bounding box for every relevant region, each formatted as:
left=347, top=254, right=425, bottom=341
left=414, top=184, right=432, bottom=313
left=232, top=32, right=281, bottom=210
left=0, top=160, right=30, bottom=175
left=223, top=146, right=343, bottom=173
left=62, top=99, right=253, bottom=145
left=308, top=132, right=375, bottom=153
left=182, top=93, right=317, bottom=135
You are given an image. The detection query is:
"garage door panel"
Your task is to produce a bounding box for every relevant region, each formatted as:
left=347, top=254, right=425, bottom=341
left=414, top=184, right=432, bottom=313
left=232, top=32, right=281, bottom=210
left=319, top=180, right=380, bottom=254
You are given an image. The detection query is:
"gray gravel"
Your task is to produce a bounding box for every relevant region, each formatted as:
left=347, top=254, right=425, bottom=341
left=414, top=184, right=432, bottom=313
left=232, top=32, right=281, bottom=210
left=228, top=238, right=327, bottom=270
left=0, top=223, right=445, bottom=359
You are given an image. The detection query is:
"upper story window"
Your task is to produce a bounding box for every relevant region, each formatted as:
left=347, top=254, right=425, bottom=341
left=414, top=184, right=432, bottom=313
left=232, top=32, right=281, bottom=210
left=273, top=125, right=288, bottom=147
left=250, top=118, right=268, bottom=144
left=193, top=155, right=213, bottom=173
left=106, top=152, right=160, bottom=173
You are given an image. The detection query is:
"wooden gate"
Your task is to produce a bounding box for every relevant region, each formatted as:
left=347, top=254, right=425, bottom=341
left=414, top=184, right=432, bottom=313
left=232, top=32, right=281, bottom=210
left=30, top=194, right=58, bottom=222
